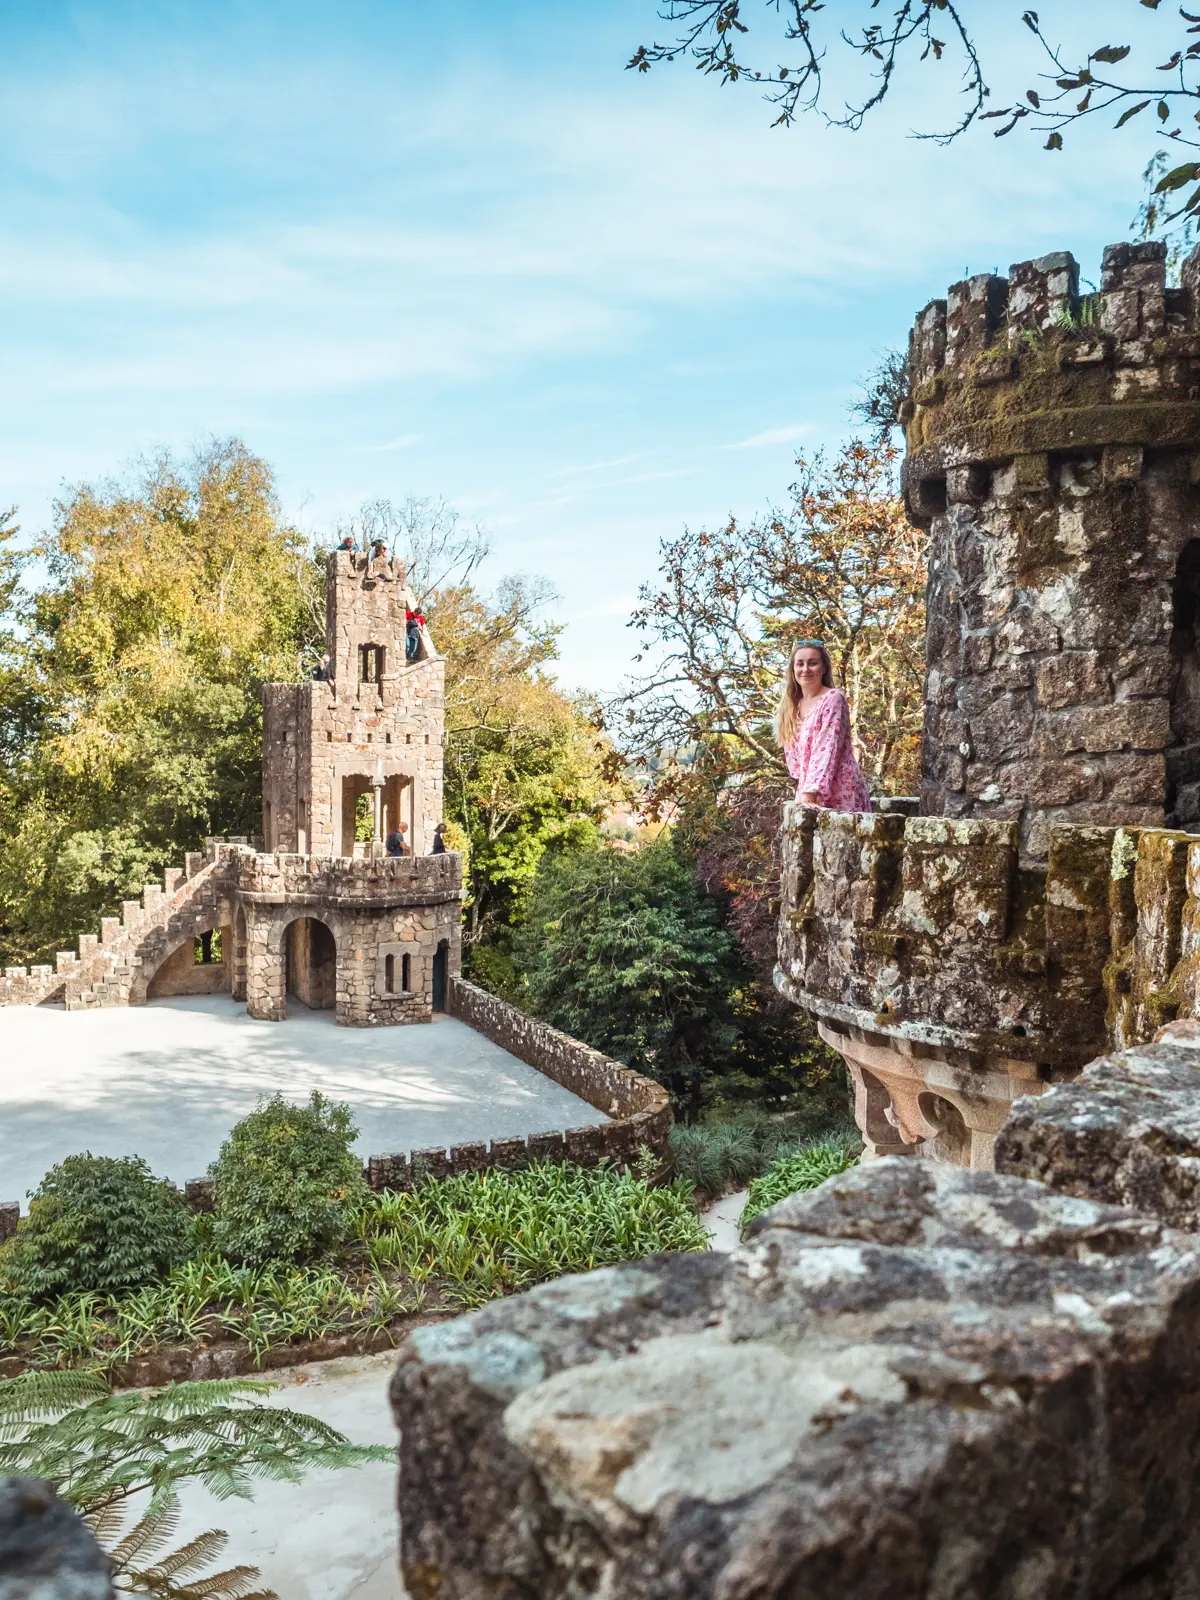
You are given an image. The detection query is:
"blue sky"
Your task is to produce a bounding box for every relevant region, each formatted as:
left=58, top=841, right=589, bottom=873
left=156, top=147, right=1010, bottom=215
left=0, top=0, right=1171, bottom=690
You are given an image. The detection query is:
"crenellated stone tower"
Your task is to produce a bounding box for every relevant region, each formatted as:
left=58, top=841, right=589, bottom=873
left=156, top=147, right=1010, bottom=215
left=262, top=549, right=444, bottom=859
left=776, top=238, right=1200, bottom=1170
left=904, top=240, right=1200, bottom=861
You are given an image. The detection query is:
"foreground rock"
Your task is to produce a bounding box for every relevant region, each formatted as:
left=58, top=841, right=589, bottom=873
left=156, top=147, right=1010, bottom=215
left=391, top=1159, right=1200, bottom=1597
left=996, top=1023, right=1200, bottom=1227
left=0, top=1478, right=112, bottom=1600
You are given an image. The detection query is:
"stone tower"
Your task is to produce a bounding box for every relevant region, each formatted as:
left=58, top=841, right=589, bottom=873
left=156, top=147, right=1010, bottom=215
left=262, top=549, right=444, bottom=859
left=904, top=239, right=1200, bottom=860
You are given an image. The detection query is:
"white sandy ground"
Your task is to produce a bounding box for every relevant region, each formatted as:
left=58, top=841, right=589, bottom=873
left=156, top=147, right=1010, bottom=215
left=0, top=991, right=742, bottom=1597
left=0, top=995, right=608, bottom=1207
left=160, top=1195, right=753, bottom=1600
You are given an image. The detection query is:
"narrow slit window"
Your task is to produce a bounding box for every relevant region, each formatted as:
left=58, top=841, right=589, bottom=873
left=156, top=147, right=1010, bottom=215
left=401, top=953, right=411, bottom=992
left=358, top=643, right=385, bottom=684
left=385, top=953, right=395, bottom=994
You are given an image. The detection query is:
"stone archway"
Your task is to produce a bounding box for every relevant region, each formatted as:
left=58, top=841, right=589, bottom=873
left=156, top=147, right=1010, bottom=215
left=286, top=917, right=337, bottom=1011
left=143, top=926, right=232, bottom=1002
left=244, top=905, right=345, bottom=1022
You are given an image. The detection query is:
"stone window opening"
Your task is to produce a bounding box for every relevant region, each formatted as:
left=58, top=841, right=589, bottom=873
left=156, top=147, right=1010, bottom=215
left=194, top=930, right=222, bottom=965
left=1169, top=537, right=1200, bottom=828
left=359, top=643, right=385, bottom=685
left=385, top=953, right=395, bottom=994
left=402, top=953, right=411, bottom=992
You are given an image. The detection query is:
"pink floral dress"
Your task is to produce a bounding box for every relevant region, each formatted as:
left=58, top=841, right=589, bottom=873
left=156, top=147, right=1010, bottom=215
left=784, top=689, right=871, bottom=812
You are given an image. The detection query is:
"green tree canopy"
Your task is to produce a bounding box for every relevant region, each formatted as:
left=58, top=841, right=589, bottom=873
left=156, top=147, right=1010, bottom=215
left=0, top=439, right=320, bottom=964
left=511, top=837, right=742, bottom=1119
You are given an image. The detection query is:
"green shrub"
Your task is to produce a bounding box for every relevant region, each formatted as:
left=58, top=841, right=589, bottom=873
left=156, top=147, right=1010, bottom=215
left=5, top=1154, right=190, bottom=1297
left=739, top=1132, right=862, bottom=1229
left=210, top=1092, right=367, bottom=1267
left=670, top=1108, right=856, bottom=1196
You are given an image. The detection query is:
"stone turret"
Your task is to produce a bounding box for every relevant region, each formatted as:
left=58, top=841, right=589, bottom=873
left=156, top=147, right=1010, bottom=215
left=776, top=237, right=1200, bottom=1171
left=904, top=239, right=1200, bottom=861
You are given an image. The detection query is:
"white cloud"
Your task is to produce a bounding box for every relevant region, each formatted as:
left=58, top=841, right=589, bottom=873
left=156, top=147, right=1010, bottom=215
left=722, top=423, right=811, bottom=451
left=367, top=434, right=424, bottom=452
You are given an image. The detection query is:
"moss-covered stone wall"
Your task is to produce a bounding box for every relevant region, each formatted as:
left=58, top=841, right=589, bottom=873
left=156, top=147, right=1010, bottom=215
left=905, top=240, right=1200, bottom=859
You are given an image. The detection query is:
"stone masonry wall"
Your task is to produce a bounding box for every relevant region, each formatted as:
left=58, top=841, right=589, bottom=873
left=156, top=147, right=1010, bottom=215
left=391, top=1029, right=1200, bottom=1598
left=235, top=850, right=461, bottom=1026
left=263, top=550, right=444, bottom=859
left=357, top=977, right=671, bottom=1189
left=906, top=239, right=1200, bottom=860
left=777, top=803, right=1112, bottom=1069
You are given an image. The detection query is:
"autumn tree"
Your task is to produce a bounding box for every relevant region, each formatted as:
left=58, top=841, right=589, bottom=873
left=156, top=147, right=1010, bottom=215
left=0, top=441, right=319, bottom=964
left=618, top=436, right=926, bottom=807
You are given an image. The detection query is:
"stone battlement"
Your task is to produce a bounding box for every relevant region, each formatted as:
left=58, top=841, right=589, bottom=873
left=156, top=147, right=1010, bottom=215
left=231, top=847, right=462, bottom=907
left=777, top=804, right=1112, bottom=1069
left=905, top=239, right=1200, bottom=517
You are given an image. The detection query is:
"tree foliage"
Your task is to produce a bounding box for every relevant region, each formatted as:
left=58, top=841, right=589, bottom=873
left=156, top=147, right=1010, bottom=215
left=0, top=440, right=320, bottom=965
left=4, top=1154, right=192, bottom=1299
left=631, top=2, right=1200, bottom=210
left=0, top=1370, right=389, bottom=1600
left=209, top=1093, right=367, bottom=1268
left=511, top=837, right=742, bottom=1119
left=617, top=436, right=925, bottom=808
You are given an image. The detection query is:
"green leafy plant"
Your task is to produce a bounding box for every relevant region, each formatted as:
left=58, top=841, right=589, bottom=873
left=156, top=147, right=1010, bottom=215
left=670, top=1108, right=857, bottom=1196
left=739, top=1133, right=862, bottom=1230
left=6, top=1154, right=191, bottom=1298
left=0, top=1368, right=391, bottom=1599
left=210, top=1093, right=367, bottom=1267
left=0, top=1161, right=708, bottom=1371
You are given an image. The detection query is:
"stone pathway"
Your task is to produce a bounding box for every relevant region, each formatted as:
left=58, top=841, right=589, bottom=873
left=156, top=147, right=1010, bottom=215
left=0, top=995, right=607, bottom=1204
left=704, top=1188, right=749, bottom=1252
left=164, top=1351, right=407, bottom=1600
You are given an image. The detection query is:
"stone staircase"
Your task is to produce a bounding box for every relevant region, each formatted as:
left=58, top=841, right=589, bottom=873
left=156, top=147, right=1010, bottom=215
left=1, top=838, right=249, bottom=1011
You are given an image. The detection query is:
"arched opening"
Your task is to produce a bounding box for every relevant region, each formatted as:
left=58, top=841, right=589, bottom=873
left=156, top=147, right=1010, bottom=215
left=432, top=940, right=448, bottom=1013
left=401, top=952, right=411, bottom=993
left=147, top=926, right=231, bottom=1000
left=385, top=952, right=395, bottom=994
left=1169, top=538, right=1200, bottom=828
left=285, top=917, right=336, bottom=1011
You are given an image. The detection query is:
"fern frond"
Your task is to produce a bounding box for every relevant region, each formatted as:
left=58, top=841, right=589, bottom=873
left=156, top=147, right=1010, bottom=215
left=142, top=1528, right=231, bottom=1582
left=0, top=1368, right=108, bottom=1431
left=109, top=1497, right=182, bottom=1570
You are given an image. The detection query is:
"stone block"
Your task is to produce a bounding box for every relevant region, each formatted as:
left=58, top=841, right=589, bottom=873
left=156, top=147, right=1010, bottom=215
left=996, top=1029, right=1200, bottom=1226
left=1035, top=650, right=1110, bottom=710
left=393, top=1158, right=1200, bottom=1598
left=0, top=1200, right=18, bottom=1241
left=0, top=1477, right=114, bottom=1599
left=1105, top=750, right=1167, bottom=805
left=1032, top=700, right=1171, bottom=757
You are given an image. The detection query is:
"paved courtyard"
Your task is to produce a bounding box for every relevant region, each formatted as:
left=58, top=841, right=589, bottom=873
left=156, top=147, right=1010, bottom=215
left=0, top=995, right=608, bottom=1205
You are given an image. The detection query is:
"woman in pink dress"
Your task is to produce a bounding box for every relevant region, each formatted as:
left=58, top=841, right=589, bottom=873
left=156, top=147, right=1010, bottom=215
left=775, top=640, right=871, bottom=812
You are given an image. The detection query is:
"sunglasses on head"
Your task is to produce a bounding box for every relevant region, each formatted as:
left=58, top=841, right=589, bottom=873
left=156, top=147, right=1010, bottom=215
left=794, top=640, right=825, bottom=651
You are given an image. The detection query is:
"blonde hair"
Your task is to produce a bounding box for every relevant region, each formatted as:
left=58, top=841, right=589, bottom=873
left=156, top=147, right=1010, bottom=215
left=774, top=641, right=834, bottom=748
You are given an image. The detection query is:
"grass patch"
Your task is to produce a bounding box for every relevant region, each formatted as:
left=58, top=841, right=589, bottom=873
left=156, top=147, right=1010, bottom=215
left=0, top=1162, right=707, bottom=1374
left=670, top=1108, right=857, bottom=1197
left=739, top=1132, right=862, bottom=1231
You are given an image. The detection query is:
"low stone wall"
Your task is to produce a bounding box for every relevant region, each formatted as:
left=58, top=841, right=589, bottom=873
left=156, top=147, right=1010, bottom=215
left=391, top=1023, right=1200, bottom=1598
left=777, top=804, right=1113, bottom=1068
left=163, top=983, right=670, bottom=1209
left=364, top=980, right=671, bottom=1188
left=0, top=964, right=63, bottom=1007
